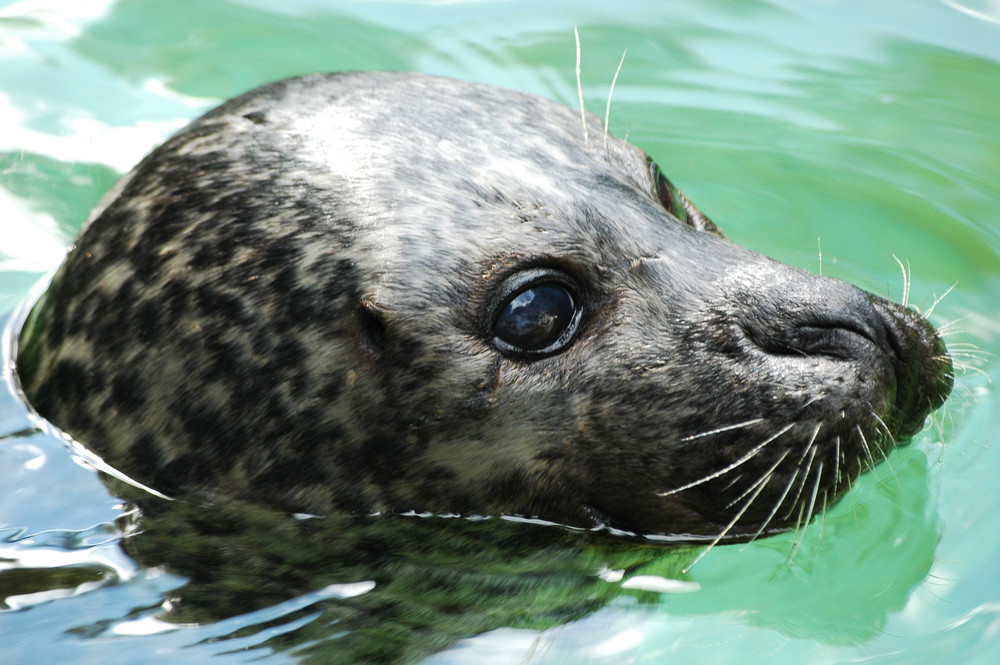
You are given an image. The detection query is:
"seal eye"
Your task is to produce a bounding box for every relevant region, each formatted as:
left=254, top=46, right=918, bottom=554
left=492, top=271, right=582, bottom=358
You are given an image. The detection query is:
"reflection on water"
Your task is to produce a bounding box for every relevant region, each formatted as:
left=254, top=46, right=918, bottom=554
left=1, top=0, right=998, bottom=663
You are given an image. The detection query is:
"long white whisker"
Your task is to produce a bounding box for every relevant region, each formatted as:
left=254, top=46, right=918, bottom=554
left=946, top=346, right=993, bottom=371
left=679, top=418, right=765, bottom=442
left=935, top=313, right=970, bottom=336
left=725, top=450, right=788, bottom=510
left=743, top=453, right=797, bottom=544
left=783, top=442, right=818, bottom=519
left=892, top=255, right=911, bottom=308
left=952, top=362, right=991, bottom=381
left=801, top=462, right=823, bottom=532
left=944, top=341, right=988, bottom=350
left=863, top=421, right=899, bottom=485
left=801, top=423, right=823, bottom=460
left=855, top=425, right=879, bottom=478
left=682, top=468, right=776, bottom=573
left=573, top=26, right=589, bottom=149
left=788, top=461, right=824, bottom=564
left=816, top=490, right=830, bottom=547
left=923, top=282, right=958, bottom=320
left=949, top=348, right=994, bottom=362
left=658, top=423, right=793, bottom=496
left=603, top=48, right=628, bottom=153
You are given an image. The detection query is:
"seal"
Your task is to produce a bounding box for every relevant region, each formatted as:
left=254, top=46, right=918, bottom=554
left=15, top=71, right=952, bottom=540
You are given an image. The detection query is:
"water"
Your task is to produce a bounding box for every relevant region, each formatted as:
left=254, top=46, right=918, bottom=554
left=1, top=0, right=998, bottom=663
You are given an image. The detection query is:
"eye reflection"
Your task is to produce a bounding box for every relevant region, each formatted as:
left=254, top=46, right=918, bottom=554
left=493, top=284, right=576, bottom=354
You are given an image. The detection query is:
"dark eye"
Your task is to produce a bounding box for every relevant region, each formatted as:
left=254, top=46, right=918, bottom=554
left=492, top=271, right=582, bottom=358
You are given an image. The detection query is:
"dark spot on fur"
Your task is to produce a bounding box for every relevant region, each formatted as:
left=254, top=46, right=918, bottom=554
left=128, top=431, right=165, bottom=481
left=168, top=396, right=245, bottom=477
left=201, top=334, right=243, bottom=379
left=243, top=111, right=267, bottom=125
left=41, top=359, right=95, bottom=401
left=109, top=370, right=147, bottom=415
left=162, top=278, right=194, bottom=322
left=317, top=374, right=345, bottom=402
left=133, top=298, right=165, bottom=345
left=194, top=284, right=248, bottom=324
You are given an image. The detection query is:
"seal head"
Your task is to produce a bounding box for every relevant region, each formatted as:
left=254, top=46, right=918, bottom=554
left=16, top=72, right=952, bottom=540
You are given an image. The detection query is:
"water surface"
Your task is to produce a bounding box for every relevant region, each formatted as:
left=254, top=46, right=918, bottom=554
left=1, top=1, right=998, bottom=663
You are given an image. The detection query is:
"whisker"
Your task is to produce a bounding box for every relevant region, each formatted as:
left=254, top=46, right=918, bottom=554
left=945, top=341, right=984, bottom=348
left=802, top=462, right=823, bottom=533
left=869, top=411, right=893, bottom=440
left=832, top=430, right=842, bottom=489
left=786, top=501, right=808, bottom=563
left=788, top=461, right=824, bottom=563
left=922, top=281, right=957, bottom=320
left=949, top=348, right=994, bottom=363
left=679, top=418, right=765, bottom=442
left=855, top=425, right=880, bottom=479
left=744, top=453, right=797, bottom=544
left=791, top=424, right=822, bottom=471
left=935, top=314, right=971, bottom=336
left=722, top=474, right=746, bottom=492
left=658, top=423, right=792, bottom=496
left=946, top=343, right=993, bottom=367
left=938, top=328, right=972, bottom=340
left=952, top=362, right=991, bottom=381
left=725, top=451, right=788, bottom=510
left=800, top=394, right=824, bottom=409
left=814, top=489, right=831, bottom=550
left=682, top=466, right=776, bottom=573
left=573, top=26, right=589, bottom=149
left=891, top=255, right=911, bottom=308
left=603, top=47, right=628, bottom=154
left=869, top=427, right=900, bottom=486
left=781, top=442, right=819, bottom=521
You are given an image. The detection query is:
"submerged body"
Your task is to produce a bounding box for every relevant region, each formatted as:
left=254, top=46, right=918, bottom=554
left=16, top=72, right=952, bottom=540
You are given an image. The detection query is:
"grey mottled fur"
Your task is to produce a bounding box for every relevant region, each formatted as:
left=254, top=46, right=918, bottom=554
left=16, top=72, right=952, bottom=538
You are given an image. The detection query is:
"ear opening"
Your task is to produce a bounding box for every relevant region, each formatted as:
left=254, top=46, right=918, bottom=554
left=356, top=303, right=387, bottom=359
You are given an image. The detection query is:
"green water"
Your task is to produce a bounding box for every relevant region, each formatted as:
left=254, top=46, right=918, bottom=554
left=1, top=0, right=998, bottom=663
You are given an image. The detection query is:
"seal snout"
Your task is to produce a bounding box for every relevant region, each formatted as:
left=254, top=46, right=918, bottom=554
left=732, top=270, right=952, bottom=440
left=870, top=298, right=954, bottom=437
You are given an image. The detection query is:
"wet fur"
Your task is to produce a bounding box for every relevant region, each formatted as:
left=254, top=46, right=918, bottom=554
left=16, top=72, right=952, bottom=539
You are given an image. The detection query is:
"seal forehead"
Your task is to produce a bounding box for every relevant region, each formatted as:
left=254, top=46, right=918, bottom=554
left=262, top=72, right=648, bottom=206
left=245, top=74, right=666, bottom=299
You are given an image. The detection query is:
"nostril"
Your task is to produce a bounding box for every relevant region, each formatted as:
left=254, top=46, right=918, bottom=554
left=728, top=274, right=894, bottom=362
left=742, top=318, right=883, bottom=360
left=738, top=298, right=890, bottom=362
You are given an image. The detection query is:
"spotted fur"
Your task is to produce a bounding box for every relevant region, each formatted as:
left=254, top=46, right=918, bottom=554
left=16, top=72, right=952, bottom=539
